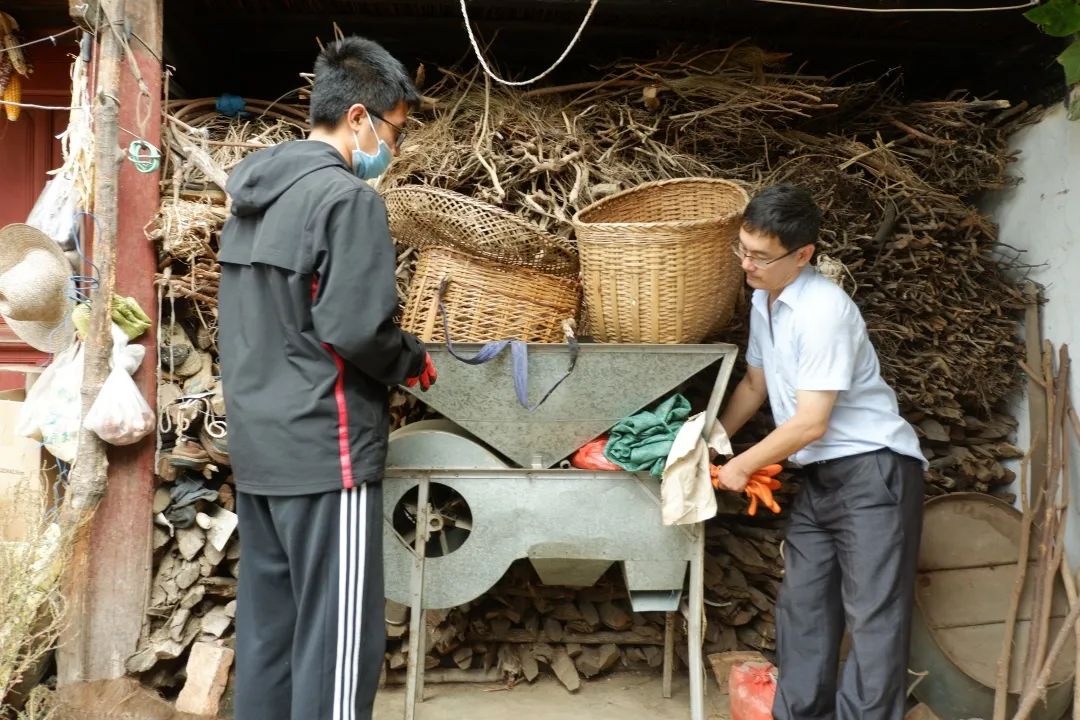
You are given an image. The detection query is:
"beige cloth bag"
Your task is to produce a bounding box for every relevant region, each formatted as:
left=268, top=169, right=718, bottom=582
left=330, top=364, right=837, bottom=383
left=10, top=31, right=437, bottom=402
left=661, top=412, right=732, bottom=526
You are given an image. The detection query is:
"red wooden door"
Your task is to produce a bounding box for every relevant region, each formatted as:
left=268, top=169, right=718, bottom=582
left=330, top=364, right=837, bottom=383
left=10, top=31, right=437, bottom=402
left=0, top=36, right=74, bottom=388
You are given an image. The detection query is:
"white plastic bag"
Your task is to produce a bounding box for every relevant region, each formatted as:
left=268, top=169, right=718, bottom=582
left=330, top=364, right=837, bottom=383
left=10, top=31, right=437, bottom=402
left=83, top=325, right=154, bottom=445
left=15, top=341, right=86, bottom=462
left=26, top=174, right=79, bottom=250
left=83, top=364, right=154, bottom=445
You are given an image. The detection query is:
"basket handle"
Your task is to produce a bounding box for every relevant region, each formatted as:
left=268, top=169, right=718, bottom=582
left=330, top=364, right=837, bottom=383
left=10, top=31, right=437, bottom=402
left=436, top=277, right=579, bottom=412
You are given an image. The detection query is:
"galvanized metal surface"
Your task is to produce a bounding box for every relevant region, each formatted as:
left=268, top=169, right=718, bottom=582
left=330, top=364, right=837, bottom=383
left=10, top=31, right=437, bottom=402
left=383, top=465, right=697, bottom=611
left=403, top=343, right=738, bottom=469
left=387, top=419, right=507, bottom=469
left=388, top=345, right=737, bottom=720
left=910, top=493, right=1075, bottom=720
left=404, top=478, right=430, bottom=719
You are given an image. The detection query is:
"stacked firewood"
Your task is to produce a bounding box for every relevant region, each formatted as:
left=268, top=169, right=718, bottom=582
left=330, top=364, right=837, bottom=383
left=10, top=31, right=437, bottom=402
left=382, top=522, right=785, bottom=691
left=384, top=565, right=668, bottom=690
left=383, top=49, right=1037, bottom=498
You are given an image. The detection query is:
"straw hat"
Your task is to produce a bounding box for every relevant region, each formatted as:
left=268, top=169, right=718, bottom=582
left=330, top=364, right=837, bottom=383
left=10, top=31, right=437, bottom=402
left=0, top=223, right=75, bottom=353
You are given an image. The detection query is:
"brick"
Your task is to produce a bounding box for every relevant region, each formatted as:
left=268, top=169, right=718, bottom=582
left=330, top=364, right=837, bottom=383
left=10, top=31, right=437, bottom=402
left=904, top=704, right=942, bottom=720
left=707, top=650, right=767, bottom=694
left=175, top=642, right=235, bottom=717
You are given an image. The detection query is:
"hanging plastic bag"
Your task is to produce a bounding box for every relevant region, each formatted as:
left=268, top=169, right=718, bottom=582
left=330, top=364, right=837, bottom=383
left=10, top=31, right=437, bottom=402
left=14, top=341, right=86, bottom=462
left=570, top=436, right=622, bottom=471
left=26, top=174, right=79, bottom=250
left=729, top=661, right=778, bottom=720
left=83, top=365, right=154, bottom=445
left=83, top=325, right=154, bottom=446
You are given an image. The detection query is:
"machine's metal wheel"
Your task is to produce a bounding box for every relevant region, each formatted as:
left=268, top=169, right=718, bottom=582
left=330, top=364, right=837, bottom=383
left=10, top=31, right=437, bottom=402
left=391, top=482, right=473, bottom=558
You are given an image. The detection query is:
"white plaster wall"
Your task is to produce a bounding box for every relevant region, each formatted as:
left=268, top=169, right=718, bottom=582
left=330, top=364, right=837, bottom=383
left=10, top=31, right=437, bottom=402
left=985, top=104, right=1080, bottom=558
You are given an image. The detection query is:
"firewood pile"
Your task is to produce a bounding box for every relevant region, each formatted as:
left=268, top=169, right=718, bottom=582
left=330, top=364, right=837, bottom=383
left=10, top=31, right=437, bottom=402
left=382, top=47, right=1037, bottom=498
left=380, top=522, right=785, bottom=690
left=134, top=43, right=1035, bottom=693
left=384, top=565, right=671, bottom=690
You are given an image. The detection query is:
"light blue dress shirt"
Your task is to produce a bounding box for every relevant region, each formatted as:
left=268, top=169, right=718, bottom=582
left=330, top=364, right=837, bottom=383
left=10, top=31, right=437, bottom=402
left=745, top=267, right=926, bottom=468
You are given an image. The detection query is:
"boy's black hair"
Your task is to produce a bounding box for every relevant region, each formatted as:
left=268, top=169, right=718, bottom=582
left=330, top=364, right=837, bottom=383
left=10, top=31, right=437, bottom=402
left=309, top=36, right=418, bottom=128
left=742, top=184, right=822, bottom=251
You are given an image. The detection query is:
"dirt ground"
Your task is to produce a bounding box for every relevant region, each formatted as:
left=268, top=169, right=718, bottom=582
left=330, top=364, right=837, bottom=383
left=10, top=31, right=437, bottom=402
left=374, top=672, right=731, bottom=720
left=46, top=671, right=731, bottom=719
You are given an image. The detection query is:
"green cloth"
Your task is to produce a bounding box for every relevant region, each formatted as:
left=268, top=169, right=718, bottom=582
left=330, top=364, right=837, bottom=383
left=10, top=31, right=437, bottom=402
left=72, top=295, right=152, bottom=341
left=604, top=394, right=691, bottom=476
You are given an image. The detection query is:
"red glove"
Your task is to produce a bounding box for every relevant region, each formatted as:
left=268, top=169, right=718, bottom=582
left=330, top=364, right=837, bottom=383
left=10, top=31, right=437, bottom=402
left=405, top=352, right=437, bottom=391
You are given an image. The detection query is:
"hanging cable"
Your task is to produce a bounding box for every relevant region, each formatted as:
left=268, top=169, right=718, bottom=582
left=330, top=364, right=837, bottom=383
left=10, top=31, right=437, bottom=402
left=0, top=100, right=90, bottom=111
left=750, top=0, right=1038, bottom=12
left=0, top=26, right=82, bottom=53
left=67, top=211, right=103, bottom=304
left=460, top=0, right=600, bottom=87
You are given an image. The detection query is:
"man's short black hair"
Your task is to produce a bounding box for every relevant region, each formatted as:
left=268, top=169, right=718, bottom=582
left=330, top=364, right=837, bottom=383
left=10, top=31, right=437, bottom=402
left=309, top=36, right=419, bottom=128
left=742, top=184, right=822, bottom=251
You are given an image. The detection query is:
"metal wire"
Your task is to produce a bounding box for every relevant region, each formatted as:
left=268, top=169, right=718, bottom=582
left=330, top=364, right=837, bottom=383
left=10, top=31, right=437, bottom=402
left=751, top=0, right=1038, bottom=12
left=460, top=0, right=600, bottom=87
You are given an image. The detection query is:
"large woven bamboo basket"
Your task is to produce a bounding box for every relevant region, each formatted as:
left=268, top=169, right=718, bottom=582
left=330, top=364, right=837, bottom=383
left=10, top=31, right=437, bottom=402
left=385, top=185, right=579, bottom=278
left=402, top=246, right=580, bottom=344
left=572, top=178, right=749, bottom=344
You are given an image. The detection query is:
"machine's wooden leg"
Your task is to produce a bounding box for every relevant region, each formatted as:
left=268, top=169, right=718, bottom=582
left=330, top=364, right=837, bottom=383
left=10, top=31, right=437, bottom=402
left=663, top=611, right=675, bottom=699
left=404, top=478, right=431, bottom=720
left=689, top=526, right=706, bottom=720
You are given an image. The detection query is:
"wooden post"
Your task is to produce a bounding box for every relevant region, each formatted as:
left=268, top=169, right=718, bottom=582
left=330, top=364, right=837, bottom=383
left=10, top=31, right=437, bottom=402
left=662, top=611, right=675, bottom=699
left=58, top=0, right=162, bottom=685
left=1024, top=283, right=1047, bottom=507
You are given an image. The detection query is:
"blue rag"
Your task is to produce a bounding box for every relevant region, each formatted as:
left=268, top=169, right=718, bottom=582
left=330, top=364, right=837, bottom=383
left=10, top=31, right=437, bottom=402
left=216, top=94, right=249, bottom=118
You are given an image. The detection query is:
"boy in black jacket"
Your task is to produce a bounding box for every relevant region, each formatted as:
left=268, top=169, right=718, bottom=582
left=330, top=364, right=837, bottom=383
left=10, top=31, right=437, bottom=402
left=218, top=36, right=436, bottom=720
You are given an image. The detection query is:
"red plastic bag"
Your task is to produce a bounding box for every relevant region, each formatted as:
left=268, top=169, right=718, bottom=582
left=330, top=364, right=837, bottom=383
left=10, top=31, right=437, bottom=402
left=571, top=436, right=622, bottom=471
left=729, top=661, right=777, bottom=720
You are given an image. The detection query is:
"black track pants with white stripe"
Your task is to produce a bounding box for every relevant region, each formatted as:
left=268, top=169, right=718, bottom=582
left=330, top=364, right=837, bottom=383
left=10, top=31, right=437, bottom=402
left=234, top=484, right=385, bottom=720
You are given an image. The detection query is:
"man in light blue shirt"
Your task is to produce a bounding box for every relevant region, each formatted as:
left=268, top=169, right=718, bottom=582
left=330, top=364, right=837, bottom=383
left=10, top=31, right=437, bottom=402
left=717, top=185, right=926, bottom=720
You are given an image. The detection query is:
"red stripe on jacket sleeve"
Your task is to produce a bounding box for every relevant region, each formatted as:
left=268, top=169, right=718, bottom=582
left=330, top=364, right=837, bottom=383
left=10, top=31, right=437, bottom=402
left=312, top=276, right=356, bottom=490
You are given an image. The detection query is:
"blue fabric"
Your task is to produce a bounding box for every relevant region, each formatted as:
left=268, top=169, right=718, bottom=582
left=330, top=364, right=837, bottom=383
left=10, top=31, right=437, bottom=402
left=216, top=94, right=249, bottom=118
left=438, top=279, right=577, bottom=411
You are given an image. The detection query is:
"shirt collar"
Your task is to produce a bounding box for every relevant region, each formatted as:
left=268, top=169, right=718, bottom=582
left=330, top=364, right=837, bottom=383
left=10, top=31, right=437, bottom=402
left=751, top=266, right=817, bottom=317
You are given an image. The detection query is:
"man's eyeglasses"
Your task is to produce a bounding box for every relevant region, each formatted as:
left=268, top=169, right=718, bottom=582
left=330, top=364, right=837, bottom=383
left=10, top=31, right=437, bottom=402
left=732, top=242, right=807, bottom=270
left=370, top=111, right=407, bottom=148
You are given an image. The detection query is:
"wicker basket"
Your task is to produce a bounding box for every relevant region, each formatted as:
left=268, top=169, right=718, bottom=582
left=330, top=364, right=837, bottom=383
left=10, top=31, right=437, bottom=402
left=572, top=178, right=749, bottom=344
left=385, top=185, right=579, bottom=278
left=402, top=246, right=580, bottom=343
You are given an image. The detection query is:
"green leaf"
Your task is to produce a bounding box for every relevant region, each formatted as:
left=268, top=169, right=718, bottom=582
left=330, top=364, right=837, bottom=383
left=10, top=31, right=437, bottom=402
left=1024, top=0, right=1080, bottom=37
left=1060, top=40, right=1080, bottom=85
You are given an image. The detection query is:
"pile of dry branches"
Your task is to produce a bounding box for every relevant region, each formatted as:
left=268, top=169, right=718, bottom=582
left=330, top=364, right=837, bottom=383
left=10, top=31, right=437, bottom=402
left=149, top=99, right=308, bottom=322
left=382, top=45, right=1038, bottom=495
left=994, top=342, right=1080, bottom=720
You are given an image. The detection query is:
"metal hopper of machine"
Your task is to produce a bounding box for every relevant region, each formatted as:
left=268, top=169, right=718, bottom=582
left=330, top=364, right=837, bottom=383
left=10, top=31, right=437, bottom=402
left=384, top=342, right=738, bottom=720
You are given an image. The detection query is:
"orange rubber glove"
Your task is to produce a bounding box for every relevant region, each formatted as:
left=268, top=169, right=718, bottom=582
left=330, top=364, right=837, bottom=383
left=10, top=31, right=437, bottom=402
left=710, top=463, right=783, bottom=516
left=745, top=474, right=782, bottom=516
left=405, top=353, right=438, bottom=392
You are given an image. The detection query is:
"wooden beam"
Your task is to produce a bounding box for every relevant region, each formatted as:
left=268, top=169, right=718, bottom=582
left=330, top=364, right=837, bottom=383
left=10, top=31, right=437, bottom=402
left=68, top=0, right=101, bottom=31
left=58, top=0, right=162, bottom=685
left=57, top=0, right=124, bottom=683
left=1024, top=282, right=1047, bottom=508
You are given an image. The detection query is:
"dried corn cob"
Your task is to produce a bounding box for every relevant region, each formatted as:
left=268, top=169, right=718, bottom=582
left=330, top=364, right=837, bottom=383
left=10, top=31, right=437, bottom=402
left=0, top=55, right=11, bottom=97
left=0, top=12, right=27, bottom=77
left=4, top=72, right=21, bottom=121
